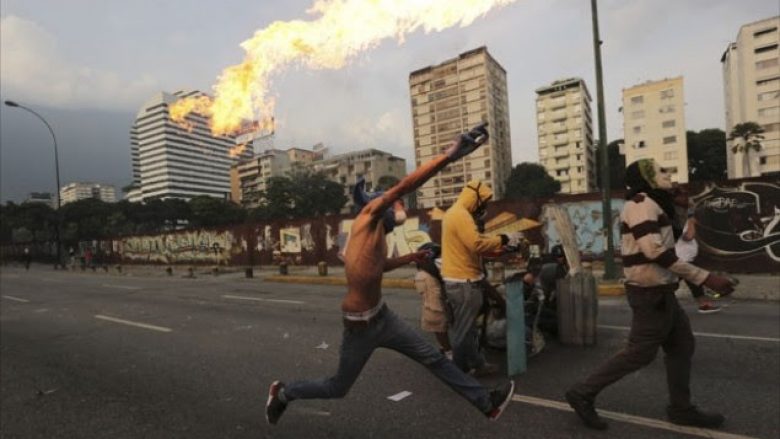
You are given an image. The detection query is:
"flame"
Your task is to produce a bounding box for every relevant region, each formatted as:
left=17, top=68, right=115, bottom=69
left=170, top=0, right=516, bottom=136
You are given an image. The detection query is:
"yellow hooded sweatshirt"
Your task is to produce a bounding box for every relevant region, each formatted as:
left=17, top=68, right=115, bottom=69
left=441, top=180, right=504, bottom=281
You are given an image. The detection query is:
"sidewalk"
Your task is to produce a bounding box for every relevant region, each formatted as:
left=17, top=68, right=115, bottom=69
left=8, top=263, right=777, bottom=300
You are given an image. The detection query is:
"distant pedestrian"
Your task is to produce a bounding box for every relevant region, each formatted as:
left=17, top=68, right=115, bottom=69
left=84, top=247, right=94, bottom=269
left=69, top=247, right=76, bottom=270
left=23, top=246, right=31, bottom=271
left=565, top=159, right=736, bottom=430
left=413, top=242, right=452, bottom=358
left=673, top=188, right=720, bottom=314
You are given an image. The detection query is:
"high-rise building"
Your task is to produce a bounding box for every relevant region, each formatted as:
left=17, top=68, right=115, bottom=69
left=409, top=46, right=512, bottom=208
left=230, top=147, right=317, bottom=208
left=622, top=77, right=689, bottom=184
left=128, top=90, right=252, bottom=202
left=535, top=78, right=596, bottom=193
left=722, top=16, right=780, bottom=178
left=59, top=182, right=116, bottom=205
left=311, top=149, right=406, bottom=213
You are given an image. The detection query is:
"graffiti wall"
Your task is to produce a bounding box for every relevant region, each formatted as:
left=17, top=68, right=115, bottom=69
left=86, top=176, right=777, bottom=273
left=691, top=180, right=780, bottom=272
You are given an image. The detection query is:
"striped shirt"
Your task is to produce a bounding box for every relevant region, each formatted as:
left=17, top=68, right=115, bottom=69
left=621, top=193, right=709, bottom=287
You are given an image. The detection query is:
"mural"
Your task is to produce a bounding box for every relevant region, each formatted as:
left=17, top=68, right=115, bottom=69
left=336, top=216, right=433, bottom=259
left=119, top=229, right=236, bottom=264
left=692, top=181, right=780, bottom=266
left=542, top=201, right=624, bottom=257
left=280, top=227, right=302, bottom=253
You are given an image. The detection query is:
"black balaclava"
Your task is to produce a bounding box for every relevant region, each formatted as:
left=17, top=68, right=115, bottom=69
left=625, top=159, right=678, bottom=238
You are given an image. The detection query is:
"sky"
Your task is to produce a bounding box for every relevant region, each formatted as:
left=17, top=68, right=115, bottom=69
left=1, top=0, right=778, bottom=203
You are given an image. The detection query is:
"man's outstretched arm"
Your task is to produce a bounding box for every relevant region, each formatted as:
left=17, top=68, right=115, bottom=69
left=364, top=123, right=489, bottom=217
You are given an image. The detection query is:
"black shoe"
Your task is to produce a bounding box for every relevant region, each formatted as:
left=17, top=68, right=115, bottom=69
left=565, top=389, right=608, bottom=430
left=485, top=380, right=515, bottom=421
left=667, top=406, right=724, bottom=428
left=265, top=381, right=288, bottom=425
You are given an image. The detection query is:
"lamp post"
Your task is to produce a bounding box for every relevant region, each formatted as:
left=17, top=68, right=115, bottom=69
left=4, top=100, right=63, bottom=267
left=590, top=0, right=618, bottom=279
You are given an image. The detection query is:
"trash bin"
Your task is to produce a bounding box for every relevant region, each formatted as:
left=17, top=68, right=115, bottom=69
left=318, top=261, right=328, bottom=276
left=279, top=262, right=288, bottom=275
left=245, top=267, right=254, bottom=278
left=556, top=266, right=598, bottom=346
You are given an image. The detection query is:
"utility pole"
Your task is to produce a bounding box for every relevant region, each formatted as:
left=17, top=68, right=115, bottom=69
left=590, top=0, right=617, bottom=279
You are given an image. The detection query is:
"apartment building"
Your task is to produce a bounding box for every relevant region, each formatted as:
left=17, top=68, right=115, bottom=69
left=311, top=149, right=406, bottom=213
left=535, top=78, right=597, bottom=193
left=409, top=46, right=512, bottom=208
left=722, top=16, right=780, bottom=178
left=622, top=77, right=689, bottom=184
left=230, top=147, right=317, bottom=208
left=24, top=192, right=56, bottom=208
left=59, top=182, right=116, bottom=205
left=128, top=90, right=252, bottom=203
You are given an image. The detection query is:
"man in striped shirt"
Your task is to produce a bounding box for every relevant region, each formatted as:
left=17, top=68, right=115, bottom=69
left=565, top=159, right=735, bottom=430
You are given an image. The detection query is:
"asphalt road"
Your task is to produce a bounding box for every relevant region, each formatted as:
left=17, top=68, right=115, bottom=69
left=1, top=266, right=778, bottom=439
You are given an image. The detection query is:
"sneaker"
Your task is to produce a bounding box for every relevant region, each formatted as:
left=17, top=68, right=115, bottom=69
left=565, top=389, right=608, bottom=430
left=667, top=406, right=724, bottom=428
left=265, top=381, right=288, bottom=425
left=471, top=362, right=500, bottom=377
left=698, top=303, right=722, bottom=314
left=485, top=380, right=515, bottom=421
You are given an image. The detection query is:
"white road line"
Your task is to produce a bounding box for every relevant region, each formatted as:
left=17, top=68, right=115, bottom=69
left=94, top=315, right=171, bottom=333
left=512, top=394, right=759, bottom=439
left=222, top=294, right=304, bottom=305
left=599, top=325, right=780, bottom=343
left=2, top=295, right=30, bottom=303
left=101, top=284, right=141, bottom=291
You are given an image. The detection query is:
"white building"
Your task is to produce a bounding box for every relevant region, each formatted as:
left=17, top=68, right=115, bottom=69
left=722, top=16, right=780, bottom=178
left=128, top=90, right=252, bottom=202
left=409, top=46, right=512, bottom=208
left=535, top=78, right=597, bottom=194
left=230, top=147, right=317, bottom=208
left=59, top=182, right=116, bottom=205
left=622, top=77, right=689, bottom=184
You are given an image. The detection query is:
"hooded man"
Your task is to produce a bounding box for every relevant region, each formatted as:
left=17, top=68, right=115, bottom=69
left=565, top=158, right=735, bottom=430
left=441, top=179, right=525, bottom=375
left=266, top=123, right=515, bottom=426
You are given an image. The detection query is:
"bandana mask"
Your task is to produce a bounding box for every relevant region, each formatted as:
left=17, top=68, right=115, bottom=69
left=353, top=178, right=405, bottom=234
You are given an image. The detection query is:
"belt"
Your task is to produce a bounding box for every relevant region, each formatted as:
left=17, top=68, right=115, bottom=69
left=343, top=304, right=388, bottom=330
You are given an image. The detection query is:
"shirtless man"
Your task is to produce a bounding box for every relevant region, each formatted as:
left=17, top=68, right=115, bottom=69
left=265, top=123, right=515, bottom=425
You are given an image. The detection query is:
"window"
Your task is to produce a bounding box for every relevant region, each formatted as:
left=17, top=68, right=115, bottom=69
left=663, top=151, right=678, bottom=161
left=659, top=105, right=675, bottom=113
left=660, top=89, right=675, bottom=99
left=633, top=126, right=642, bottom=134
left=758, top=91, right=779, bottom=101
left=630, top=95, right=644, bottom=104
left=759, top=107, right=780, bottom=118
left=757, top=77, right=780, bottom=87
left=754, top=27, right=778, bottom=38
left=634, top=140, right=647, bottom=149
left=663, top=135, right=677, bottom=144
left=756, top=58, right=779, bottom=70
left=760, top=157, right=768, bottom=165
left=755, top=44, right=779, bottom=54
left=764, top=122, right=780, bottom=132
left=662, top=120, right=676, bottom=128
left=631, top=110, right=645, bottom=119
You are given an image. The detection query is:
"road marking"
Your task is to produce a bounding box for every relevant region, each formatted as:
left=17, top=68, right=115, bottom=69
left=2, top=295, right=30, bottom=303
left=94, top=315, right=171, bottom=333
left=599, top=325, right=780, bottom=343
left=222, top=294, right=304, bottom=305
left=511, top=394, right=759, bottom=439
left=101, top=284, right=141, bottom=291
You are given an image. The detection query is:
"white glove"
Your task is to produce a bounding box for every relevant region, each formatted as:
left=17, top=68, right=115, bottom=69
left=505, top=232, right=525, bottom=249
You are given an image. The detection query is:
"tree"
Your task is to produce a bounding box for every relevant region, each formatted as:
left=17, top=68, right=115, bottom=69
left=261, top=170, right=347, bottom=219
left=687, top=129, right=727, bottom=181
left=59, top=198, right=115, bottom=243
left=728, top=122, right=765, bottom=177
left=596, top=139, right=626, bottom=190
left=188, top=196, right=246, bottom=227
left=504, top=162, right=561, bottom=199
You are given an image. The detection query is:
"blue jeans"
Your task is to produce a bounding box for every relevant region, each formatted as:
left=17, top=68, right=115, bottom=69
left=444, top=281, right=487, bottom=372
left=284, top=305, right=492, bottom=413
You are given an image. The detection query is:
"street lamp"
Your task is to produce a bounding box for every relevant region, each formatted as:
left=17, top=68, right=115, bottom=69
left=4, top=100, right=64, bottom=267
left=589, top=0, right=618, bottom=280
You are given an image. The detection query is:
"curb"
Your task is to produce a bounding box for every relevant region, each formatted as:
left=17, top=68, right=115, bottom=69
left=264, top=275, right=627, bottom=297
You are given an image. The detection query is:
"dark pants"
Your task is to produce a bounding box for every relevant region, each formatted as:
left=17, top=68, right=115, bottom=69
left=571, top=284, right=695, bottom=410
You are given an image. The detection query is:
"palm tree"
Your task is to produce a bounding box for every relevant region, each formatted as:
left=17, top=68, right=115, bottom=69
left=728, top=122, right=765, bottom=177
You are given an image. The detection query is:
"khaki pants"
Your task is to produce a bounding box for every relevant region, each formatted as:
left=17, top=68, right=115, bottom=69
left=572, top=284, right=695, bottom=410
